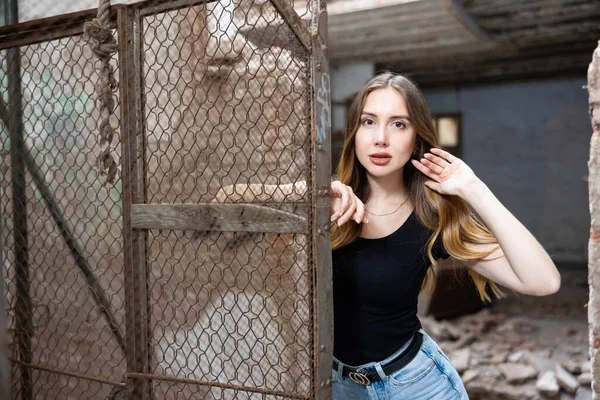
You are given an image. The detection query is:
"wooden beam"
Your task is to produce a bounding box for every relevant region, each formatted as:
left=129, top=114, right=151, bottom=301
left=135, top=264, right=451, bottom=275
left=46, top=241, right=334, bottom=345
left=131, top=204, right=309, bottom=234
left=446, top=0, right=491, bottom=41
left=331, top=34, right=483, bottom=60
left=481, top=5, right=600, bottom=31
left=330, top=20, right=466, bottom=48
left=470, top=0, right=589, bottom=17
left=329, top=7, right=448, bottom=33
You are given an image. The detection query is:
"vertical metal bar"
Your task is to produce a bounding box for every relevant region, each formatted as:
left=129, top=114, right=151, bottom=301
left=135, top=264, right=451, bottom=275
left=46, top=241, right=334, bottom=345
left=4, top=1, right=32, bottom=399
left=118, top=6, right=151, bottom=400
left=309, top=2, right=333, bottom=399
left=0, top=251, right=9, bottom=400
left=0, top=5, right=10, bottom=400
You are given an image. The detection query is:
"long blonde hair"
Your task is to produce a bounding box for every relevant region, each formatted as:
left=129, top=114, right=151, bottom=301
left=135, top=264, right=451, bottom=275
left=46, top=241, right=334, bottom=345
left=331, top=72, right=502, bottom=302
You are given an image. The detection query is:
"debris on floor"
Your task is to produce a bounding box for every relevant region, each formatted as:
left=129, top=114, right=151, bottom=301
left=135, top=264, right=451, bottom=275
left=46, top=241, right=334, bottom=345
left=421, top=270, right=592, bottom=399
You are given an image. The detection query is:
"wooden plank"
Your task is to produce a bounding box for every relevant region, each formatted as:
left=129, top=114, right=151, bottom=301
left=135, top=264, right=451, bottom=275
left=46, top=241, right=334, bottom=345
left=310, top=2, right=333, bottom=399
left=330, top=20, right=466, bottom=48
left=470, top=0, right=589, bottom=17
left=329, top=0, right=442, bottom=25
left=331, top=34, right=482, bottom=60
left=131, top=204, right=309, bottom=234
left=329, top=7, right=448, bottom=33
left=481, top=6, right=600, bottom=31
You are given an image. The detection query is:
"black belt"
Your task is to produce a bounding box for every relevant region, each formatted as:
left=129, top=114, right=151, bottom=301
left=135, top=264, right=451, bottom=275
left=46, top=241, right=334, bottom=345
left=333, top=332, right=423, bottom=386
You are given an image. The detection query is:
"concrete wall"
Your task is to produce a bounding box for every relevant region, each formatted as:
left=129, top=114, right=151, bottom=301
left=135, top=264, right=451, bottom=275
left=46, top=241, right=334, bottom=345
left=424, top=78, right=590, bottom=264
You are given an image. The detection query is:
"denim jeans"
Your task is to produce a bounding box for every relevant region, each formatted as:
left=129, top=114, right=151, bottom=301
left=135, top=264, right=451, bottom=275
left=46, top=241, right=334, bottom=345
left=332, top=330, right=469, bottom=399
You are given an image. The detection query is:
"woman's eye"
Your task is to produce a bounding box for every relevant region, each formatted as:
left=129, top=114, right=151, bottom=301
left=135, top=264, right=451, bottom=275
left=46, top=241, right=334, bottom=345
left=362, top=118, right=374, bottom=126
left=393, top=121, right=406, bottom=129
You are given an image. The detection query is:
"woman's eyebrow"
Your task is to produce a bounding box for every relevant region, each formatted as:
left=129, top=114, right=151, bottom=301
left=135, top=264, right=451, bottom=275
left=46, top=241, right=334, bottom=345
left=361, top=111, right=411, bottom=120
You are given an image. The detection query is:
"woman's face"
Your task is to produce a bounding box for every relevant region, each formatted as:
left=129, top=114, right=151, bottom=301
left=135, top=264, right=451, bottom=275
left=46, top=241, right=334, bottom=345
left=354, top=87, right=417, bottom=180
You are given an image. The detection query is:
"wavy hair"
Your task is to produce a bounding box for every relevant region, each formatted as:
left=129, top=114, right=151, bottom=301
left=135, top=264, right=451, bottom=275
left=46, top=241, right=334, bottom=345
left=331, top=72, right=502, bottom=302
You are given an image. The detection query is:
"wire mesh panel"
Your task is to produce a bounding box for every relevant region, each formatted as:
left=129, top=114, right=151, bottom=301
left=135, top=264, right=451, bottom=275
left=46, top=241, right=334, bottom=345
left=135, top=0, right=317, bottom=398
left=0, top=21, right=127, bottom=399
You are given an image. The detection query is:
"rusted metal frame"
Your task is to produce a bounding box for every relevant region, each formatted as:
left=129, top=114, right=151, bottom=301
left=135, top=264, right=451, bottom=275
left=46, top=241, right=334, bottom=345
left=10, top=358, right=127, bottom=389
left=268, top=0, right=311, bottom=52
left=118, top=7, right=151, bottom=400
left=126, top=372, right=311, bottom=399
left=445, top=0, right=491, bottom=41
left=0, top=7, right=121, bottom=50
left=309, top=1, right=333, bottom=399
left=4, top=1, right=32, bottom=399
left=0, top=182, right=9, bottom=400
left=131, top=204, right=309, bottom=233
left=135, top=0, right=217, bottom=17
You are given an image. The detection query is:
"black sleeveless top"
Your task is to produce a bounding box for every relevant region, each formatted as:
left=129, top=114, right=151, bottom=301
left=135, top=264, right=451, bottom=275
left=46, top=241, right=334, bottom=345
left=332, top=211, right=449, bottom=366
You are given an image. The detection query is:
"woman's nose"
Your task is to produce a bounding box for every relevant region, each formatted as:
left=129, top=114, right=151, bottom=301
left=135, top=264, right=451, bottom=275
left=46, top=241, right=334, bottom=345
left=374, top=128, right=388, bottom=146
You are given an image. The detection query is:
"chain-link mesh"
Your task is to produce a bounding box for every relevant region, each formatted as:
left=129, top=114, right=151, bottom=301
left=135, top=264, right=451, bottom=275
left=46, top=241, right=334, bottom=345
left=1, top=0, right=324, bottom=398
left=142, top=1, right=312, bottom=398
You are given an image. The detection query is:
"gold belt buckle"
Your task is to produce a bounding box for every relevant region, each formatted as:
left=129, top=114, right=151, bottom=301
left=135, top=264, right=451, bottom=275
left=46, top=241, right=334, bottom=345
left=348, top=371, right=371, bottom=386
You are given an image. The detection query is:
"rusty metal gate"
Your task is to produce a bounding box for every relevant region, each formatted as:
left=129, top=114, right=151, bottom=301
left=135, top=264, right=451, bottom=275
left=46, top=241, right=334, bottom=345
left=0, top=0, right=333, bottom=399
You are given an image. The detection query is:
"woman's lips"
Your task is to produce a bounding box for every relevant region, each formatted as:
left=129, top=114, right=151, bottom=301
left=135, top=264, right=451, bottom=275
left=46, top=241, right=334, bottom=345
left=369, top=155, right=391, bottom=165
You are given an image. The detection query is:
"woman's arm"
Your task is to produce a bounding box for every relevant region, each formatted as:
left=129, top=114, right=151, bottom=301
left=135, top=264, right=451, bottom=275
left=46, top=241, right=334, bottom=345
left=212, top=180, right=367, bottom=225
left=412, top=148, right=560, bottom=296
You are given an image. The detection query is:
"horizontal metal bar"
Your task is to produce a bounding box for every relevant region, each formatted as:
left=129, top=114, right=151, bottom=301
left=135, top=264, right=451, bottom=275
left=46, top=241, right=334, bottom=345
left=0, top=6, right=121, bottom=50
left=10, top=359, right=127, bottom=389
left=132, top=204, right=309, bottom=234
left=126, top=372, right=311, bottom=400
left=268, top=0, right=311, bottom=51
left=135, top=0, right=217, bottom=17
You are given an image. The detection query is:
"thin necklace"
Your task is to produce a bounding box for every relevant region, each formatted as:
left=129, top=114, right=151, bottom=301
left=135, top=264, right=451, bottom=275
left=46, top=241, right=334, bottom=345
left=365, top=197, right=408, bottom=217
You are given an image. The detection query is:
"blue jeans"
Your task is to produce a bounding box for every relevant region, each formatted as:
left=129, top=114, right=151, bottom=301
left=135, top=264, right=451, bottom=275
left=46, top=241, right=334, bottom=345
left=332, top=330, right=469, bottom=399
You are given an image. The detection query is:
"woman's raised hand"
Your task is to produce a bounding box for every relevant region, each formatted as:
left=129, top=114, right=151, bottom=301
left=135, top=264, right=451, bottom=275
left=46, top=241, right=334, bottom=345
left=411, top=148, right=479, bottom=197
left=330, top=180, right=368, bottom=226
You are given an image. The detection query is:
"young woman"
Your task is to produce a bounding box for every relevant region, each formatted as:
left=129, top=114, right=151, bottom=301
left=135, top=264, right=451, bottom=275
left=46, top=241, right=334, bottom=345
left=326, top=72, right=560, bottom=399
left=213, top=71, right=560, bottom=399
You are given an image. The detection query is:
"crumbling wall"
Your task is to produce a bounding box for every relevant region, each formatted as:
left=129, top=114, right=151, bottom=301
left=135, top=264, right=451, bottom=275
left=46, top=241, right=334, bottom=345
left=588, top=39, right=600, bottom=399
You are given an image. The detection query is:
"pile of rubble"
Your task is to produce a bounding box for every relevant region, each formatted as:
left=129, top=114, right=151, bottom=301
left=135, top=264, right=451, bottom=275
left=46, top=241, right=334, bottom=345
left=422, top=308, right=591, bottom=399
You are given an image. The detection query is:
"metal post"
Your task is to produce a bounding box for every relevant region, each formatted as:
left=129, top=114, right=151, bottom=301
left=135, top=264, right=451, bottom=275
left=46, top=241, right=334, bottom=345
left=0, top=3, right=11, bottom=400
left=310, top=1, right=333, bottom=399
left=4, top=0, right=32, bottom=399
left=118, top=6, right=151, bottom=400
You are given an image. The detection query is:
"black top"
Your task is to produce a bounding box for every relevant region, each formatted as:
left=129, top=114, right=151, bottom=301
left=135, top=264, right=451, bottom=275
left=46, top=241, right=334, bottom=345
left=332, top=211, right=449, bottom=366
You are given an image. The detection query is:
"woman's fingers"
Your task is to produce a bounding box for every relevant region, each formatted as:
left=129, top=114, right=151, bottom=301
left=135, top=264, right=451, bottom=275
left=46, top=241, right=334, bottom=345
left=329, top=181, right=368, bottom=226
left=420, top=157, right=444, bottom=175
left=338, top=186, right=357, bottom=225
left=353, top=197, right=367, bottom=224
left=430, top=148, right=457, bottom=163
left=411, top=159, right=441, bottom=182
left=424, top=153, right=449, bottom=169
